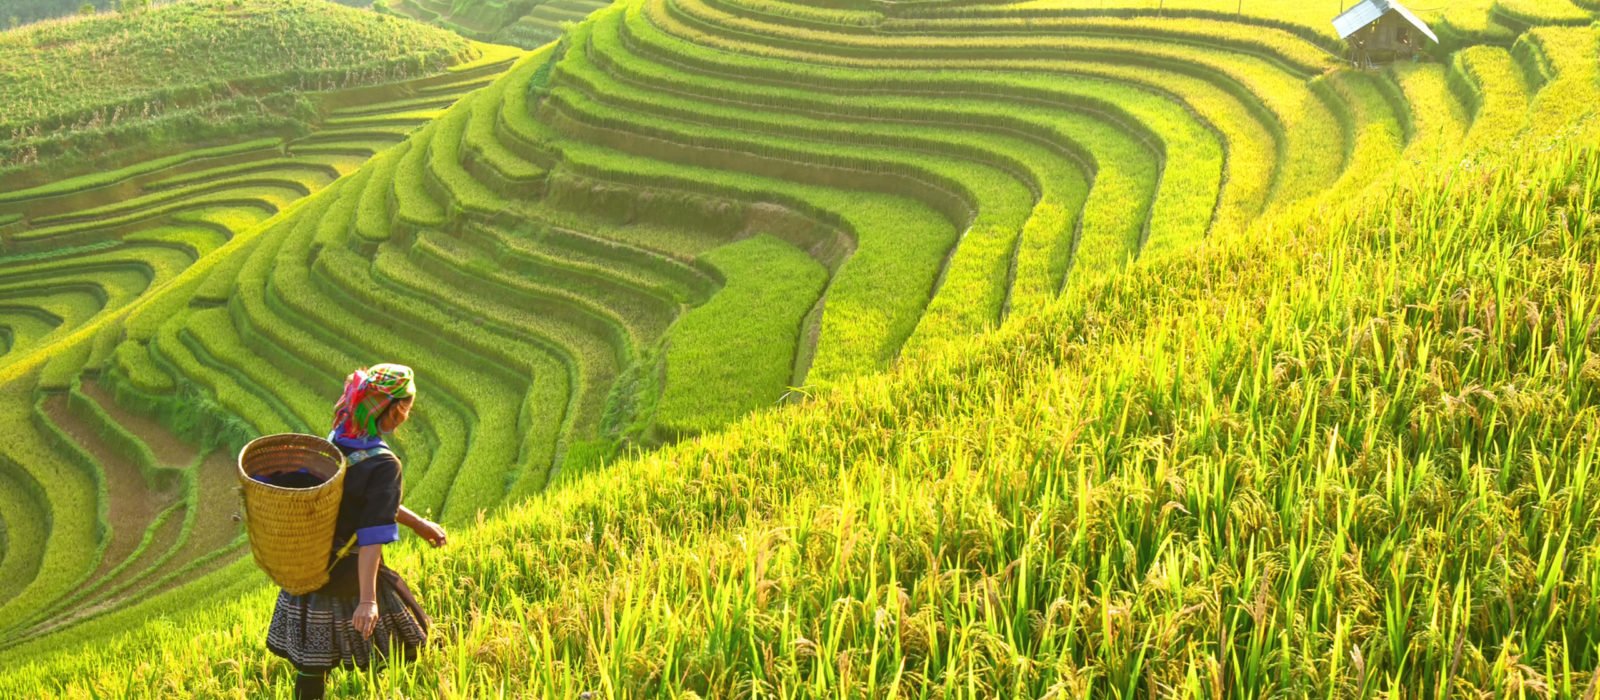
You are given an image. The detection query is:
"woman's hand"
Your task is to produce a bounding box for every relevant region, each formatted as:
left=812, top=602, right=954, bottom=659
left=352, top=600, right=378, bottom=639
left=411, top=518, right=447, bottom=548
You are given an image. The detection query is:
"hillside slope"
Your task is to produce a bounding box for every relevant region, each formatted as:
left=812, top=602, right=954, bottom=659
left=0, top=0, right=475, bottom=178
left=375, top=0, right=614, bottom=48
left=1, top=0, right=1598, bottom=693
left=3, top=1, right=114, bottom=28
left=896, top=0, right=1595, bottom=45
left=2, top=129, right=1596, bottom=698
left=0, top=5, right=521, bottom=643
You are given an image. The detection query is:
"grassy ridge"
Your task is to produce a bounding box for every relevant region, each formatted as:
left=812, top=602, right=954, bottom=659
left=2, top=133, right=1597, bottom=698
left=0, top=0, right=474, bottom=176
left=655, top=234, right=828, bottom=436
left=2, top=1, right=112, bottom=28
left=376, top=0, right=614, bottom=48
left=3, top=0, right=1600, bottom=686
left=0, top=42, right=516, bottom=640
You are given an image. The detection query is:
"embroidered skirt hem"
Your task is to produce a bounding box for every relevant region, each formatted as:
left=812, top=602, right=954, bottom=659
left=265, top=567, right=429, bottom=672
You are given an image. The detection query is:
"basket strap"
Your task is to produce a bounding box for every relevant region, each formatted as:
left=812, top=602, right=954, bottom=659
left=325, top=447, right=392, bottom=571
left=346, top=446, right=393, bottom=465
left=328, top=533, right=359, bottom=571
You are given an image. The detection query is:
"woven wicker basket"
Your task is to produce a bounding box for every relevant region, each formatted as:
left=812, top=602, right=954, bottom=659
left=237, top=433, right=347, bottom=594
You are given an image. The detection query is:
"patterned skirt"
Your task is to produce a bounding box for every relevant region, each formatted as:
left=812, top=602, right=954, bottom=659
left=266, top=567, right=430, bottom=672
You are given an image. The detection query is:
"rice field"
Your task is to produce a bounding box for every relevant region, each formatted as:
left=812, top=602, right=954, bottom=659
left=0, top=0, right=1597, bottom=696
left=0, top=0, right=477, bottom=179
left=376, top=0, right=615, bottom=48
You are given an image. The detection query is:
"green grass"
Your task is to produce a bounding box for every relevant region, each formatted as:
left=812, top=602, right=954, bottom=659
left=377, top=0, right=614, bottom=48
left=0, top=0, right=474, bottom=178
left=899, top=0, right=1517, bottom=40
left=5, top=134, right=1599, bottom=697
left=655, top=234, right=827, bottom=436
left=4, top=0, right=1600, bottom=686
left=0, top=139, right=281, bottom=205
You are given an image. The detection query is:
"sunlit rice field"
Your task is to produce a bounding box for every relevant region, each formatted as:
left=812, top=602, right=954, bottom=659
left=0, top=0, right=1598, bottom=696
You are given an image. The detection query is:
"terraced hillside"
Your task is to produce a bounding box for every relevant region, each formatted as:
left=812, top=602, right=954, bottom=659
left=904, top=0, right=1600, bottom=47
left=377, top=0, right=614, bottom=47
left=3, top=0, right=115, bottom=27
left=2, top=0, right=1599, bottom=694
left=5, top=52, right=1600, bottom=700
left=0, top=5, right=524, bottom=646
left=0, top=45, right=526, bottom=377
left=0, top=0, right=474, bottom=179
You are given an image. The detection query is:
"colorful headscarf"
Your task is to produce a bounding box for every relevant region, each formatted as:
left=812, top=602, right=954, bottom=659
left=331, top=363, right=416, bottom=440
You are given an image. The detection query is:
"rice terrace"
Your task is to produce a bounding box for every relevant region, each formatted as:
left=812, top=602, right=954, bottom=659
left=0, top=0, right=1598, bottom=695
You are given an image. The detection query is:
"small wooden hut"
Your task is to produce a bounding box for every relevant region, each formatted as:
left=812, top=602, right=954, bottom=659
left=1333, top=0, right=1439, bottom=66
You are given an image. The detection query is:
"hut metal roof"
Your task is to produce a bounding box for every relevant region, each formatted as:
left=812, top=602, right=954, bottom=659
left=1333, top=0, right=1439, bottom=43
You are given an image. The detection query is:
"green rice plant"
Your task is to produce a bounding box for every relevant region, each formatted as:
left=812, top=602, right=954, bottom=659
left=321, top=109, right=448, bottom=129
left=65, top=385, right=181, bottom=492
left=8, top=139, right=1600, bottom=696
left=621, top=2, right=1282, bottom=268
left=83, top=322, right=121, bottom=371
left=0, top=139, right=280, bottom=206
left=305, top=251, right=538, bottom=521
left=233, top=281, right=449, bottom=510
left=123, top=227, right=229, bottom=259
left=109, top=342, right=173, bottom=395
left=558, top=21, right=1085, bottom=340
left=1390, top=64, right=1470, bottom=167
left=0, top=308, right=63, bottom=355
left=415, top=75, right=497, bottom=97
left=456, top=223, right=682, bottom=345
left=372, top=241, right=579, bottom=500
left=22, top=498, right=185, bottom=645
left=240, top=195, right=466, bottom=516
left=328, top=94, right=460, bottom=119
left=352, top=150, right=399, bottom=245
left=1448, top=46, right=1533, bottom=151
left=0, top=0, right=474, bottom=176
left=462, top=50, right=558, bottom=193
left=486, top=215, right=721, bottom=305
left=14, top=188, right=292, bottom=246
left=634, top=0, right=1343, bottom=214
left=391, top=0, right=614, bottom=48
left=0, top=384, right=107, bottom=638
left=720, top=0, right=1334, bottom=73
left=0, top=250, right=179, bottom=366
left=141, top=159, right=341, bottom=192
left=891, top=0, right=1499, bottom=41
left=588, top=9, right=1184, bottom=324
left=423, top=93, right=509, bottom=219
left=151, top=310, right=297, bottom=438
left=180, top=308, right=315, bottom=432
left=1518, top=26, right=1600, bottom=144
left=1282, top=71, right=1405, bottom=216
left=1, top=292, right=103, bottom=368
left=391, top=122, right=450, bottom=231
left=0, top=459, right=50, bottom=612
left=171, top=206, right=273, bottom=240
left=29, top=175, right=315, bottom=227
left=528, top=99, right=960, bottom=381
left=655, top=234, right=827, bottom=436
left=1493, top=0, right=1594, bottom=28
left=10, top=0, right=1600, bottom=666
left=17, top=390, right=178, bottom=631
left=36, top=338, right=92, bottom=393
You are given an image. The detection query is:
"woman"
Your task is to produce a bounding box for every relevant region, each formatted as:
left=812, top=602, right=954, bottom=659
left=266, top=363, right=447, bottom=700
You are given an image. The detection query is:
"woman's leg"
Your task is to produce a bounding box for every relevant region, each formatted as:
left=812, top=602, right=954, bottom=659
left=293, top=668, right=327, bottom=700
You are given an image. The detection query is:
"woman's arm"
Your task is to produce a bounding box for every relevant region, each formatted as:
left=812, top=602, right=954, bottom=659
left=397, top=505, right=448, bottom=547
left=352, top=544, right=382, bottom=639
left=396, top=505, right=422, bottom=530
